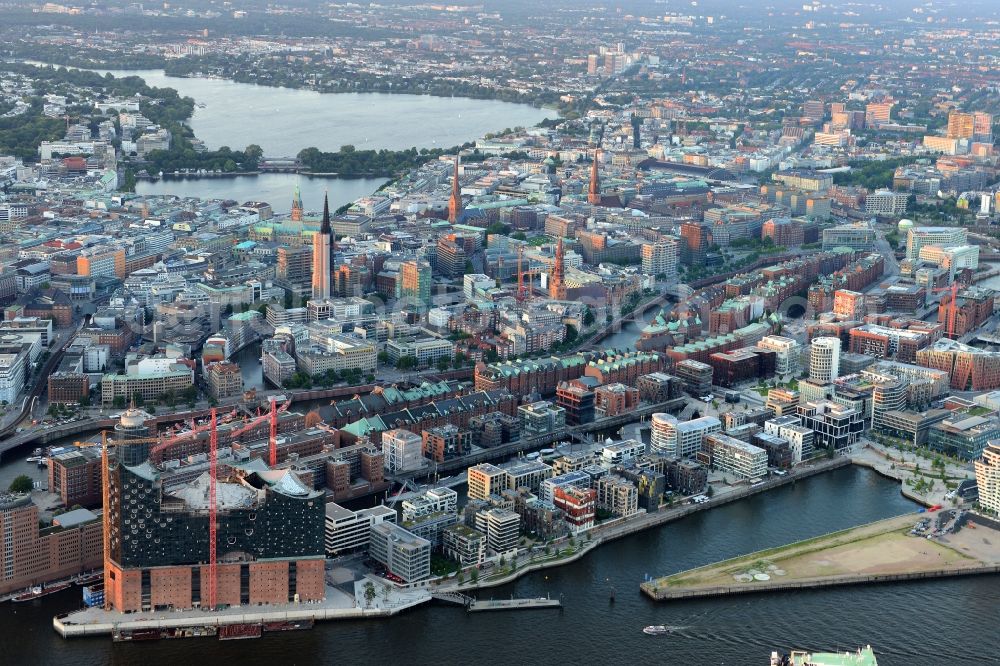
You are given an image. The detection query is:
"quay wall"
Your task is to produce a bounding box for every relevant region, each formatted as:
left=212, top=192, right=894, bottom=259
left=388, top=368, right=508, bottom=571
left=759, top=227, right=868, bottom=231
left=643, top=565, right=1000, bottom=601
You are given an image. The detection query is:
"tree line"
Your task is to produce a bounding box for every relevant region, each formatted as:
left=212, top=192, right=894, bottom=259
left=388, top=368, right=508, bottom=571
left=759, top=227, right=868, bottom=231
left=297, top=144, right=475, bottom=177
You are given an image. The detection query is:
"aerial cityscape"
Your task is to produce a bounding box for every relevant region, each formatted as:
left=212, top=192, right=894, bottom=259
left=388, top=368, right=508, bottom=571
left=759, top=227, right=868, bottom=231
left=1, top=0, right=1000, bottom=663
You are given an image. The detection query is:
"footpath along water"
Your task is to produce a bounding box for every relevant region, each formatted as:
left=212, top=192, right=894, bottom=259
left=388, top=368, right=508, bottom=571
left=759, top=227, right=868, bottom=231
left=4, top=467, right=997, bottom=665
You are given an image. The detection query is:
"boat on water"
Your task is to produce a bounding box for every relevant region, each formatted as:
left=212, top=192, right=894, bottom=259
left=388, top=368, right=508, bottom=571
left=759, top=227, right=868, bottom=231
left=76, top=572, right=103, bottom=586
left=113, top=626, right=217, bottom=642
left=643, top=625, right=673, bottom=636
left=263, top=619, right=314, bottom=633
left=770, top=645, right=878, bottom=666
left=12, top=581, right=72, bottom=602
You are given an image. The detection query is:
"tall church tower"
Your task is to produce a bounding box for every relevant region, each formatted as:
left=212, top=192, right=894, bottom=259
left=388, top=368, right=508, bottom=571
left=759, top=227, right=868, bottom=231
left=311, top=193, right=332, bottom=299
left=447, top=156, right=463, bottom=223
left=291, top=185, right=303, bottom=222
left=550, top=236, right=567, bottom=300
left=587, top=150, right=602, bottom=205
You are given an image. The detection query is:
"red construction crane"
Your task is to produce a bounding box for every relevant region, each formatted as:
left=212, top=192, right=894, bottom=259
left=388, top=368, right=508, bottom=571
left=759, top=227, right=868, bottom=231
left=226, top=396, right=292, bottom=441
left=208, top=407, right=218, bottom=611
left=100, top=432, right=112, bottom=610
left=148, top=408, right=238, bottom=460
left=268, top=397, right=278, bottom=467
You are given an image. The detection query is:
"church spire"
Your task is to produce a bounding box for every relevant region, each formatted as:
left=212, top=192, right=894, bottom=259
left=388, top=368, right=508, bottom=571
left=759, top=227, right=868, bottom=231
left=550, top=236, right=567, bottom=300
left=312, top=191, right=332, bottom=300
left=448, top=155, right=462, bottom=223
left=588, top=149, right=602, bottom=205
left=291, top=185, right=303, bottom=222
left=320, top=191, right=331, bottom=234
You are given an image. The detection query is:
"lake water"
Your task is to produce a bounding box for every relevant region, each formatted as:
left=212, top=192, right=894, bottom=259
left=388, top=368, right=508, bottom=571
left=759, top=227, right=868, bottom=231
left=100, top=69, right=554, bottom=156
left=136, top=173, right=386, bottom=213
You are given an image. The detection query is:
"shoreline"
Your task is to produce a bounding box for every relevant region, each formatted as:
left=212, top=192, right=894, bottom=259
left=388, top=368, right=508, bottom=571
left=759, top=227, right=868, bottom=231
left=439, top=457, right=852, bottom=594
left=644, top=564, right=1000, bottom=602
left=640, top=510, right=1000, bottom=602
left=50, top=454, right=937, bottom=638
left=137, top=171, right=399, bottom=181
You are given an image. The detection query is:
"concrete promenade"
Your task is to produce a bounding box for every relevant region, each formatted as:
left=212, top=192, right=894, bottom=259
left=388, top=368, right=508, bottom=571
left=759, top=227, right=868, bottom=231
left=54, top=578, right=431, bottom=639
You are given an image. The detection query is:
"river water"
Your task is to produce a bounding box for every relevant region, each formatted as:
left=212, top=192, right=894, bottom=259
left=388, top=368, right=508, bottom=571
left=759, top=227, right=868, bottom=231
left=4, top=467, right=994, bottom=665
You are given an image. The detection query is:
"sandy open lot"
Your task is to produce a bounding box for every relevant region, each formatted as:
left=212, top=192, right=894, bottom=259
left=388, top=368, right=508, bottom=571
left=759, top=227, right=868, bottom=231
left=655, top=512, right=991, bottom=592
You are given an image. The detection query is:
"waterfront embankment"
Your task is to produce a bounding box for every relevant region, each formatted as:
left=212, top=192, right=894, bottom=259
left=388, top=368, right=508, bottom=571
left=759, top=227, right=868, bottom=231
left=54, top=579, right=430, bottom=639
left=641, top=511, right=1000, bottom=602
left=851, top=442, right=975, bottom=507
left=441, top=456, right=851, bottom=593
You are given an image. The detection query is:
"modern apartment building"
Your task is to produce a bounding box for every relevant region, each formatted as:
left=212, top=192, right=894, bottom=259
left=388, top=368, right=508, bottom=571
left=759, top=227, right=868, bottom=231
left=974, top=443, right=1000, bottom=514
left=369, top=522, right=431, bottom=583
left=650, top=414, right=722, bottom=458
left=324, top=503, right=396, bottom=556
left=641, top=238, right=679, bottom=280
left=701, top=433, right=768, bottom=480
left=467, top=463, right=508, bottom=500
left=595, top=475, right=639, bottom=518
left=797, top=400, right=864, bottom=451
left=809, top=337, right=841, bottom=384
left=479, top=508, right=520, bottom=553
left=382, top=429, right=425, bottom=473
left=442, top=524, right=486, bottom=566
left=905, top=227, right=968, bottom=261
left=518, top=400, right=567, bottom=438
left=864, top=189, right=908, bottom=216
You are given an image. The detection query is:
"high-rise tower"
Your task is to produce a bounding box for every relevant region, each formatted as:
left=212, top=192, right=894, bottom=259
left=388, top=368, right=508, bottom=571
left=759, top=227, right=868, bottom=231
left=550, top=236, right=567, bottom=300
left=588, top=150, right=602, bottom=205
left=448, top=156, right=462, bottom=223
left=311, top=193, right=332, bottom=299
left=291, top=185, right=303, bottom=222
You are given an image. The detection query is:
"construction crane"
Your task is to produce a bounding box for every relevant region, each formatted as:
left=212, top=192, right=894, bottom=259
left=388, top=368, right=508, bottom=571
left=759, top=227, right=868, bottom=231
left=100, top=397, right=292, bottom=612
left=100, top=433, right=112, bottom=610
left=224, top=396, right=292, bottom=466
left=148, top=407, right=238, bottom=460
left=930, top=282, right=962, bottom=339
left=208, top=408, right=218, bottom=611
left=517, top=245, right=526, bottom=301
left=516, top=244, right=538, bottom=302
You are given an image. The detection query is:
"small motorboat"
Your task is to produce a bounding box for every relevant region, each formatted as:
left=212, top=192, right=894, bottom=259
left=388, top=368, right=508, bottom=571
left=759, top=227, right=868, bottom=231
left=643, top=625, right=674, bottom=636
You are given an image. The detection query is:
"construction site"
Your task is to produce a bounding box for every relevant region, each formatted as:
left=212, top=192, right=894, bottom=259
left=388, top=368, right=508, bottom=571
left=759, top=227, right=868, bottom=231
left=98, top=399, right=328, bottom=613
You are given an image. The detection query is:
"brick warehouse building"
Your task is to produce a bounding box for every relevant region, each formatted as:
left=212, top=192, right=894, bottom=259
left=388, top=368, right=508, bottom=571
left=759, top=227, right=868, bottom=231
left=104, top=412, right=326, bottom=612
left=340, top=389, right=518, bottom=446
left=0, top=494, right=102, bottom=596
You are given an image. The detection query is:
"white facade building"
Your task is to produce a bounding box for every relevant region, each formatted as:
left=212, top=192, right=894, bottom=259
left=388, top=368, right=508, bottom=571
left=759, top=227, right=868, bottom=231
left=382, top=429, right=425, bottom=473
left=324, top=503, right=396, bottom=556
left=651, top=414, right=721, bottom=458
left=809, top=337, right=841, bottom=383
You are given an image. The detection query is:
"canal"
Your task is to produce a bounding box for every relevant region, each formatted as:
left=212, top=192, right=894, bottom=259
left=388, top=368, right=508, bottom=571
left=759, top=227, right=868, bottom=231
left=3, top=466, right=992, bottom=665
